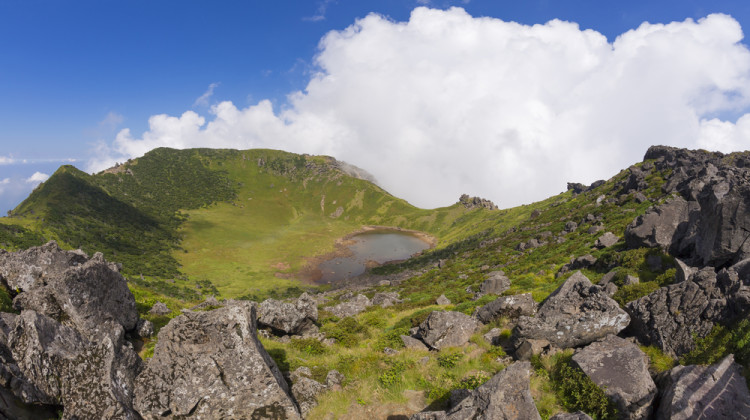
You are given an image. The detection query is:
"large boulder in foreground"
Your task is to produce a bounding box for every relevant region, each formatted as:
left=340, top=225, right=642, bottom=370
left=656, top=354, right=750, bottom=420
left=9, top=310, right=142, bottom=419
left=513, top=272, right=630, bottom=349
left=134, top=302, right=301, bottom=419
left=411, top=361, right=540, bottom=420
left=259, top=292, right=318, bottom=335
left=626, top=266, right=748, bottom=356
left=416, top=311, right=480, bottom=350
left=13, top=252, right=139, bottom=332
left=572, top=335, right=656, bottom=420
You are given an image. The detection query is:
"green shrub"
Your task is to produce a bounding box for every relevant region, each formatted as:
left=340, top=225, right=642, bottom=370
left=459, top=372, right=490, bottom=390
left=373, top=327, right=409, bottom=352
left=379, top=360, right=407, bottom=388
left=290, top=338, right=326, bottom=356
left=437, top=351, right=463, bottom=369
left=321, top=317, right=369, bottom=348
left=681, top=318, right=750, bottom=368
left=640, top=345, right=675, bottom=373
left=550, top=354, right=618, bottom=420
left=612, top=282, right=660, bottom=306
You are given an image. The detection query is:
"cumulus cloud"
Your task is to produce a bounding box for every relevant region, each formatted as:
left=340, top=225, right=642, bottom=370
left=193, top=83, right=220, bottom=108
left=25, top=172, right=49, bottom=184
left=89, top=8, right=750, bottom=209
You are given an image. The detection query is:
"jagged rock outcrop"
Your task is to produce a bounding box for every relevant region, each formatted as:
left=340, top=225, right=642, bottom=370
left=134, top=302, right=301, bottom=419
left=572, top=335, right=656, bottom=420
left=328, top=294, right=372, bottom=318
left=626, top=265, right=749, bottom=357
left=0, top=240, right=88, bottom=291
left=458, top=194, right=498, bottom=211
left=624, top=146, right=750, bottom=268
left=259, top=292, right=318, bottom=335
left=10, top=311, right=142, bottom=419
left=513, top=272, right=630, bottom=349
left=656, top=354, right=750, bottom=420
left=148, top=301, right=170, bottom=316
left=473, top=293, right=537, bottom=324
left=12, top=252, right=139, bottom=332
left=415, top=311, right=480, bottom=350
left=412, top=361, right=540, bottom=420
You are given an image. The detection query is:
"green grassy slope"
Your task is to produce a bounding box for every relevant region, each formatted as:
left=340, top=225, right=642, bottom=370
left=1, top=147, right=502, bottom=298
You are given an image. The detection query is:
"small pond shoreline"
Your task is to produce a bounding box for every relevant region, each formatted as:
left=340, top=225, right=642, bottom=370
left=298, top=226, right=436, bottom=285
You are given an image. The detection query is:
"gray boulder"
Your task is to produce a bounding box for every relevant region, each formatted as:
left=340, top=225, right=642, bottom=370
left=259, top=292, right=318, bottom=335
left=401, top=335, right=429, bottom=351
left=436, top=294, right=452, bottom=305
left=557, top=255, right=597, bottom=277
left=148, top=301, right=171, bottom=316
left=594, top=232, right=619, bottom=249
left=0, top=240, right=88, bottom=291
left=479, top=271, right=511, bottom=295
left=12, top=252, right=138, bottom=332
left=9, top=310, right=142, bottom=419
left=416, top=311, right=480, bottom=350
left=290, top=368, right=327, bottom=417
left=133, top=302, right=301, bottom=419
left=445, top=361, right=541, bottom=419
left=473, top=293, right=537, bottom=324
left=626, top=266, right=747, bottom=356
left=372, top=292, right=402, bottom=307
left=656, top=354, right=750, bottom=420
left=572, top=335, right=656, bottom=420
left=625, top=196, right=698, bottom=253
left=328, top=294, right=371, bottom=318
left=136, top=318, right=154, bottom=338
left=513, top=272, right=630, bottom=349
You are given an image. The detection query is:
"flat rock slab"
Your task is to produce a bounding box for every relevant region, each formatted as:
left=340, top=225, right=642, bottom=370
left=657, top=354, right=750, bottom=420
left=572, top=335, right=656, bottom=420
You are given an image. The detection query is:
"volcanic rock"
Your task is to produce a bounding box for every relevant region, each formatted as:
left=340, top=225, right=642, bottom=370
left=416, top=311, right=480, bottom=350
left=473, top=293, right=537, bottom=324
left=328, top=294, right=371, bottom=318
left=259, top=292, right=318, bottom=335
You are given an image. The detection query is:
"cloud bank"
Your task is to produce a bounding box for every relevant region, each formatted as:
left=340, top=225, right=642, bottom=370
left=90, top=7, right=750, bottom=209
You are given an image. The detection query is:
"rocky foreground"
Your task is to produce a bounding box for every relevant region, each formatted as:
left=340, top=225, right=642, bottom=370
left=0, top=146, right=749, bottom=419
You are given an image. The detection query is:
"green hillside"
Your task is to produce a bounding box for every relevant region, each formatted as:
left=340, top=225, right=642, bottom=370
left=1, top=148, right=506, bottom=298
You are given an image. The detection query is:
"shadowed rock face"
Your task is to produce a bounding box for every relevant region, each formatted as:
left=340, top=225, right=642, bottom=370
left=657, top=355, right=750, bottom=420
left=624, top=146, right=750, bottom=268
left=572, top=335, right=656, bottom=420
left=513, top=272, right=630, bottom=349
left=134, top=302, right=301, bottom=420
left=626, top=265, right=749, bottom=357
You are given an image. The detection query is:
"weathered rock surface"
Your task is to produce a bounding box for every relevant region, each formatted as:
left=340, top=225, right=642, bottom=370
left=133, top=302, right=301, bottom=419
left=328, top=294, right=371, bottom=318
left=372, top=292, right=402, bottom=307
left=594, top=232, right=619, bottom=249
left=12, top=253, right=138, bottom=332
left=9, top=310, right=142, bottom=419
left=291, top=369, right=328, bottom=417
left=0, top=240, right=88, bottom=291
left=557, top=255, right=597, bottom=277
left=549, top=413, right=592, bottom=420
left=626, top=266, right=748, bottom=356
left=513, top=272, right=630, bottom=349
left=259, top=292, right=318, bottom=335
left=473, top=293, right=537, bottom=324
left=401, top=335, right=429, bottom=351
left=459, top=194, right=498, bottom=211
left=416, top=311, right=480, bottom=350
left=416, top=361, right=541, bottom=420
left=436, top=294, right=451, bottom=305
left=148, top=301, right=170, bottom=316
left=624, top=146, right=750, bottom=268
left=479, top=271, right=511, bottom=295
left=656, top=354, right=750, bottom=420
left=572, top=335, right=656, bottom=420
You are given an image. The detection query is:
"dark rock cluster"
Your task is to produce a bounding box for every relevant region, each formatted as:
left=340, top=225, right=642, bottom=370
left=458, top=194, right=498, bottom=210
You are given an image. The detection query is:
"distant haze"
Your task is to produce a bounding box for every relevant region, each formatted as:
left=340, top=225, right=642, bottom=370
left=87, top=8, right=750, bottom=209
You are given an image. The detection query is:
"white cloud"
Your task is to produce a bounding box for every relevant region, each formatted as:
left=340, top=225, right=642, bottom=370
left=89, top=8, right=750, bottom=209
left=304, top=0, right=335, bottom=22
left=0, top=156, right=15, bottom=165
left=0, top=178, right=9, bottom=185
left=100, top=111, right=124, bottom=128
left=193, top=83, right=220, bottom=108
left=25, top=172, right=49, bottom=184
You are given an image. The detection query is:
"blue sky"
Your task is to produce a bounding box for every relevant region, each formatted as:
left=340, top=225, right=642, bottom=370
left=2, top=0, right=750, bottom=213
